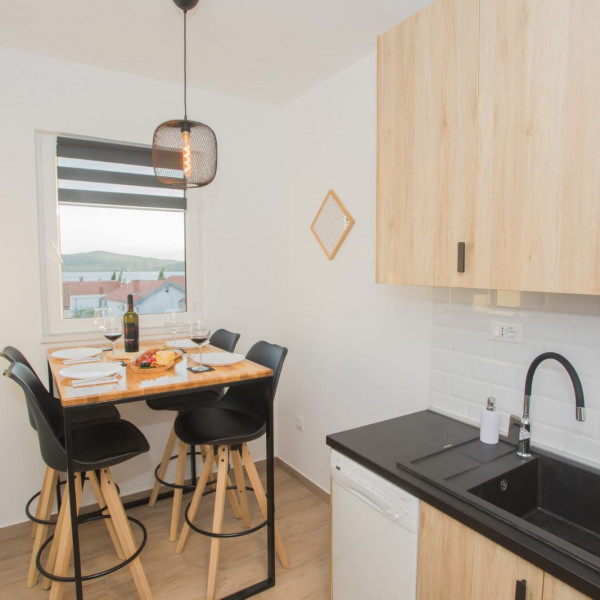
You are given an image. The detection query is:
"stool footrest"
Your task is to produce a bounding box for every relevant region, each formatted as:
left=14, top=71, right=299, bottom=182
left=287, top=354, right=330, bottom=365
left=183, top=485, right=267, bottom=539
left=35, top=514, right=147, bottom=583
left=26, top=475, right=118, bottom=526
left=153, top=452, right=216, bottom=491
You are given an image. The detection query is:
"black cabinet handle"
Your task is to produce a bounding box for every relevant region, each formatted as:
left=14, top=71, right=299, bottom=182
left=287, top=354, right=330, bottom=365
left=457, top=242, right=466, bottom=273
left=515, top=579, right=527, bottom=600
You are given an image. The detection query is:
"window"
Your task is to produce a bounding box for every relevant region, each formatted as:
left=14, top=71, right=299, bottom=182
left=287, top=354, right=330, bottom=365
left=37, top=133, right=203, bottom=336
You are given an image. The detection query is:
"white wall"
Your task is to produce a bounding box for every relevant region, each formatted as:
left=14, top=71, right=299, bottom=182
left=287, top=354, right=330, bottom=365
left=430, top=288, right=600, bottom=469
left=276, top=54, right=433, bottom=491
left=0, top=47, right=281, bottom=526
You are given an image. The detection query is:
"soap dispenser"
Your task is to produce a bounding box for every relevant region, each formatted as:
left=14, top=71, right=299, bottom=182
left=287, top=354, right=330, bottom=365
left=480, top=396, right=500, bottom=444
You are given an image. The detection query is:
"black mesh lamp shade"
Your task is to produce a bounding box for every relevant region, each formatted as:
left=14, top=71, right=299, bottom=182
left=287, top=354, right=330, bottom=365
left=152, top=0, right=217, bottom=189
left=153, top=119, right=217, bottom=188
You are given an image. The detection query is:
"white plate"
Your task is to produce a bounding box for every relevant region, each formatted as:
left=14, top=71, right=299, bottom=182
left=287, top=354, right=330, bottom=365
left=51, top=347, right=102, bottom=361
left=166, top=339, right=207, bottom=350
left=197, top=352, right=245, bottom=367
left=60, top=363, right=122, bottom=380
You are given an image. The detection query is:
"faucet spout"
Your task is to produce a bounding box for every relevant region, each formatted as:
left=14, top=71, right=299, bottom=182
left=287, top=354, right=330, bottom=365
left=518, top=352, right=585, bottom=458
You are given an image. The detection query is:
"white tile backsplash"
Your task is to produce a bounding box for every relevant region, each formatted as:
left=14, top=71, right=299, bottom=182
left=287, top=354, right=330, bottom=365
left=430, top=289, right=600, bottom=470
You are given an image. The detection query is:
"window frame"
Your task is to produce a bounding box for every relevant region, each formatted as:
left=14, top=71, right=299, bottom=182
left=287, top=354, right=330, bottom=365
left=36, top=131, right=204, bottom=339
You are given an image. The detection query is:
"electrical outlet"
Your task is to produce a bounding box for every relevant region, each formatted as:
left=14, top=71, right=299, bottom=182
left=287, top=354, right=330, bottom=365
left=492, top=323, right=523, bottom=344
left=295, top=415, right=305, bottom=432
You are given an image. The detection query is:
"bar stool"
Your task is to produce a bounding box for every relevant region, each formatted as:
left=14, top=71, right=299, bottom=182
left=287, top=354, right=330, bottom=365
left=174, top=340, right=290, bottom=600
left=146, top=328, right=240, bottom=541
left=0, top=346, right=120, bottom=588
left=4, top=362, right=152, bottom=600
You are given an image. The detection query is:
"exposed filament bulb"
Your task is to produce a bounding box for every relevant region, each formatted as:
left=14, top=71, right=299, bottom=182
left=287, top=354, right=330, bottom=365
left=182, top=129, right=192, bottom=178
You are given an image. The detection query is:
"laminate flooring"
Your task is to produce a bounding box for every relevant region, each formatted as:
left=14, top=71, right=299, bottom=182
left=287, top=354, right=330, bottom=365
left=0, top=464, right=330, bottom=600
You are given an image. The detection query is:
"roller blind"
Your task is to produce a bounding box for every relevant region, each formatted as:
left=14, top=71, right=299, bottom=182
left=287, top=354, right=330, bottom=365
left=56, top=137, right=186, bottom=210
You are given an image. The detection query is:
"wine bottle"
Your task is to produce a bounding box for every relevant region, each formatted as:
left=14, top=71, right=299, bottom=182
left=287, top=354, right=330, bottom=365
left=123, top=294, right=139, bottom=352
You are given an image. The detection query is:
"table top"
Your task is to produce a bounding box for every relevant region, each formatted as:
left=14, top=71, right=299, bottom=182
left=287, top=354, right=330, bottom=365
left=47, top=342, right=273, bottom=408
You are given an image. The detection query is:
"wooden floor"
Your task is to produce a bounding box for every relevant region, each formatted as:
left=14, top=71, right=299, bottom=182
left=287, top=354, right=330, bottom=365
left=0, top=464, right=330, bottom=600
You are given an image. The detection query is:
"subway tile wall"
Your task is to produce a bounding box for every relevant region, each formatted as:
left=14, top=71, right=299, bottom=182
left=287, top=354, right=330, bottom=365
left=429, top=288, right=600, bottom=469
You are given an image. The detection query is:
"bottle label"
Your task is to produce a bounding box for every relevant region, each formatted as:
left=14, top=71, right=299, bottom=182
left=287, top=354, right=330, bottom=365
left=124, top=323, right=139, bottom=352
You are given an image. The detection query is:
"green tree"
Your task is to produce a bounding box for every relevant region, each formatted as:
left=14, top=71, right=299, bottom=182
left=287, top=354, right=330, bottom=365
left=73, top=308, right=95, bottom=319
left=111, top=271, right=116, bottom=281
left=157, top=267, right=166, bottom=280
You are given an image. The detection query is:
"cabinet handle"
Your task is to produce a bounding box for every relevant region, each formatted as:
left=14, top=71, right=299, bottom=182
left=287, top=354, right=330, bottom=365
left=515, top=579, right=527, bottom=600
left=457, top=242, right=466, bottom=273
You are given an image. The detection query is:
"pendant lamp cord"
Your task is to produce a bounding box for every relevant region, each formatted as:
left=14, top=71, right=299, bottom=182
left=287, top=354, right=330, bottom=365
left=183, top=9, right=188, bottom=121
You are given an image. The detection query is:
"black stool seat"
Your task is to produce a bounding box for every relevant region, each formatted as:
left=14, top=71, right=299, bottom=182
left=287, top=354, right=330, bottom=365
left=145, top=390, right=221, bottom=412
left=175, top=404, right=264, bottom=447
left=1, top=346, right=120, bottom=424
left=60, top=420, right=149, bottom=471
left=173, top=341, right=290, bottom=600
left=0, top=345, right=121, bottom=590
left=4, top=361, right=152, bottom=599
left=146, top=328, right=241, bottom=542
left=68, top=403, right=120, bottom=423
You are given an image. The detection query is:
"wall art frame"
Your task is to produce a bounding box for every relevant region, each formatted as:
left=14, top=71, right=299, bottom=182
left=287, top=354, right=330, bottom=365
left=310, top=189, right=355, bottom=260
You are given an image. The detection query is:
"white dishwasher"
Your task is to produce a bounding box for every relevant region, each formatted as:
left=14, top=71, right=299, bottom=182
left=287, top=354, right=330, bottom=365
left=330, top=450, right=420, bottom=600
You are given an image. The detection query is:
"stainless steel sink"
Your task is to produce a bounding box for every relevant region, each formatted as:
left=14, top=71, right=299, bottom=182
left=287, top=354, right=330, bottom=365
left=468, top=452, right=600, bottom=557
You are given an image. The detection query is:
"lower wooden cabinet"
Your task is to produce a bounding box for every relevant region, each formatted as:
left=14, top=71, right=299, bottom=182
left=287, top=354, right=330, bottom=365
left=542, top=574, right=591, bottom=600
left=417, top=503, right=591, bottom=600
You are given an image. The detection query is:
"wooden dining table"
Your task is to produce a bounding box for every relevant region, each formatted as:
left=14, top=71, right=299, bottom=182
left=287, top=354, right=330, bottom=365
left=47, top=342, right=276, bottom=600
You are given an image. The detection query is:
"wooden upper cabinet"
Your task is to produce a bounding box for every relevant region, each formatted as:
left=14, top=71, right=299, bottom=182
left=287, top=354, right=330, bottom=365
left=377, top=0, right=600, bottom=294
left=376, top=0, right=480, bottom=287
left=479, top=0, right=600, bottom=294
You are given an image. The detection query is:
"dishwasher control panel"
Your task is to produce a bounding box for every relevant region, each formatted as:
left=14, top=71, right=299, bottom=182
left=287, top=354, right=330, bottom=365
left=331, top=450, right=420, bottom=532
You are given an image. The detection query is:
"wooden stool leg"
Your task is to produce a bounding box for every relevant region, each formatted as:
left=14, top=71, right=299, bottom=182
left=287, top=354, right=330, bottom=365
left=87, top=470, right=125, bottom=560
left=100, top=468, right=153, bottom=600
left=40, top=479, right=70, bottom=591
left=31, top=466, right=57, bottom=538
left=47, top=472, right=84, bottom=600
left=170, top=440, right=189, bottom=541
left=176, top=446, right=215, bottom=554
left=231, top=449, right=251, bottom=527
left=203, top=444, right=241, bottom=518
left=226, top=473, right=243, bottom=519
left=149, top=423, right=177, bottom=507
left=27, top=468, right=59, bottom=587
left=206, top=445, right=230, bottom=600
left=241, top=444, right=290, bottom=568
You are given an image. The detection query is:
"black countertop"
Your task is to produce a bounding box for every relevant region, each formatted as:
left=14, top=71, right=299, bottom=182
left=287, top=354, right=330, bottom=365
left=326, top=410, right=600, bottom=598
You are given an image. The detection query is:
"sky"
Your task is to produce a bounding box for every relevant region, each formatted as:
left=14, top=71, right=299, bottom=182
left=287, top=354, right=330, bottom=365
left=59, top=205, right=185, bottom=261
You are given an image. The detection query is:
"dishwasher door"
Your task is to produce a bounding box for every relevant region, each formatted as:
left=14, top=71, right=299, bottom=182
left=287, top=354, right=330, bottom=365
left=331, top=450, right=420, bottom=600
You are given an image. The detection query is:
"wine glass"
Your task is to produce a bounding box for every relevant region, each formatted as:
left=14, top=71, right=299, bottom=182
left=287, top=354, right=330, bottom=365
left=93, top=307, right=109, bottom=349
left=165, top=309, right=183, bottom=344
left=189, top=320, right=211, bottom=364
left=103, top=317, right=123, bottom=361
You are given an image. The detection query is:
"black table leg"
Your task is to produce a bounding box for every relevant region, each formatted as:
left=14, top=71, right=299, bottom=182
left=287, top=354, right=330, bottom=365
left=266, top=398, right=275, bottom=585
left=47, top=361, right=54, bottom=397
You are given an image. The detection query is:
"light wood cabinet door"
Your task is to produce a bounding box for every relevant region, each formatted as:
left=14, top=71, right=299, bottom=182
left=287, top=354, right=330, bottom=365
left=376, top=0, right=480, bottom=288
left=543, top=574, right=592, bottom=600
left=478, top=0, right=600, bottom=294
left=417, top=503, right=544, bottom=599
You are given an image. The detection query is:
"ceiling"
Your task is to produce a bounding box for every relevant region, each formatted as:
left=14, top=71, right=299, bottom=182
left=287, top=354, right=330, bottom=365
left=0, top=0, right=431, bottom=105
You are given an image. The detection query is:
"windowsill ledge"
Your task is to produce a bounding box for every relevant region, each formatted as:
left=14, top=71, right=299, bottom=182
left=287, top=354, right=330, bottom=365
left=40, top=327, right=170, bottom=347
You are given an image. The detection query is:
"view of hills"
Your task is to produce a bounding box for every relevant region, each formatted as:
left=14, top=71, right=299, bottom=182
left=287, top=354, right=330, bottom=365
left=61, top=250, right=184, bottom=272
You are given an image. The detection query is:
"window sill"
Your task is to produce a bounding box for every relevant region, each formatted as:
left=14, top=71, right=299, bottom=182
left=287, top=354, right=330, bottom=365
left=40, top=326, right=170, bottom=347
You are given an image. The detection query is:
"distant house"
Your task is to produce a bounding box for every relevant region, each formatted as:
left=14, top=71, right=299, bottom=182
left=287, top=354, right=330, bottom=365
left=102, top=276, right=186, bottom=315
left=62, top=279, right=123, bottom=318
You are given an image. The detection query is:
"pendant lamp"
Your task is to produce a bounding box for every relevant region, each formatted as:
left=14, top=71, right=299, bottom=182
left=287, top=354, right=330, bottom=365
left=152, top=0, right=217, bottom=189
